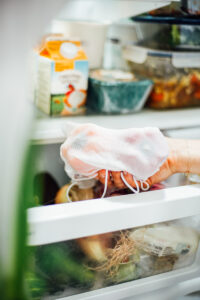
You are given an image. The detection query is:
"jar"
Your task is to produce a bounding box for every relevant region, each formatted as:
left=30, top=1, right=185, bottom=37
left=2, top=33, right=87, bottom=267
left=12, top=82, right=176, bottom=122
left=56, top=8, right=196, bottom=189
left=123, top=44, right=200, bottom=109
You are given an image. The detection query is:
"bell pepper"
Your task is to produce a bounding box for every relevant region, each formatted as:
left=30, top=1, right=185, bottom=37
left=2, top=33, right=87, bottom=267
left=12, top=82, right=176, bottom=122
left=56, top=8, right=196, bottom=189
left=150, top=91, right=164, bottom=102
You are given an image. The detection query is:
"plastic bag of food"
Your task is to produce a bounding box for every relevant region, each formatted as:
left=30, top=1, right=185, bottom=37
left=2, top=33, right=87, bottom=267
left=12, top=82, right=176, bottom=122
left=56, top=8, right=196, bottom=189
left=60, top=122, right=168, bottom=196
left=130, top=224, right=199, bottom=257
left=130, top=223, right=199, bottom=274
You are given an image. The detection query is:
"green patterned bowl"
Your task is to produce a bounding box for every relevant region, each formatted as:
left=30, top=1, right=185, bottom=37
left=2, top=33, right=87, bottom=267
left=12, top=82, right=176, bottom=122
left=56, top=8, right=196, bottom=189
left=87, top=76, right=153, bottom=114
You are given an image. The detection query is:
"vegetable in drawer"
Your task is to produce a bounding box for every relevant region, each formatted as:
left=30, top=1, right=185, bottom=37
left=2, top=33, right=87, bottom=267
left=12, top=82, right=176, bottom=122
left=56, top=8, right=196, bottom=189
left=37, top=244, right=95, bottom=287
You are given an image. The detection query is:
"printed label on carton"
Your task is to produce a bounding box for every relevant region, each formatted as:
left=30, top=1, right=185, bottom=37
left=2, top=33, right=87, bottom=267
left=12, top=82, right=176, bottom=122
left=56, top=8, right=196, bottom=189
left=35, top=36, right=88, bottom=116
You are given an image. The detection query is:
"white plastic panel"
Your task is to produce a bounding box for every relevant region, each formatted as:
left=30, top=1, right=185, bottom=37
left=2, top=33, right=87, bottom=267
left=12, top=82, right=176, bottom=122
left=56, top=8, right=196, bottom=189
left=27, top=214, right=200, bottom=300
left=28, top=184, right=200, bottom=246
left=58, top=269, right=200, bottom=300
left=55, top=0, right=172, bottom=24
left=58, top=272, right=200, bottom=300
left=32, top=108, right=200, bottom=144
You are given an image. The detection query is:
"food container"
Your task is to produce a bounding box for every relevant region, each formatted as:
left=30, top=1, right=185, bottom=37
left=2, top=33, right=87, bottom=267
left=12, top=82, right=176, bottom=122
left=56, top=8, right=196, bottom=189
left=132, top=2, right=200, bottom=50
left=51, top=19, right=109, bottom=69
left=133, top=24, right=200, bottom=51
left=169, top=24, right=200, bottom=50
left=34, top=35, right=89, bottom=116
left=181, top=0, right=200, bottom=16
left=86, top=69, right=153, bottom=114
left=123, top=44, right=200, bottom=109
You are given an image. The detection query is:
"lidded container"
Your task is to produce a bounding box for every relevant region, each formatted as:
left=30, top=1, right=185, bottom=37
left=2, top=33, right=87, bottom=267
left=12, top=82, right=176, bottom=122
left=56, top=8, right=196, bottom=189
left=181, top=0, right=200, bottom=16
left=123, top=45, right=200, bottom=109
left=86, top=69, right=153, bottom=114
left=131, top=1, right=200, bottom=51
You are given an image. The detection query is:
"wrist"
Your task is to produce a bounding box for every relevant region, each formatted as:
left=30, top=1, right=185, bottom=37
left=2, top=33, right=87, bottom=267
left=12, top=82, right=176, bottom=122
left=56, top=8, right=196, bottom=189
left=166, top=138, right=189, bottom=174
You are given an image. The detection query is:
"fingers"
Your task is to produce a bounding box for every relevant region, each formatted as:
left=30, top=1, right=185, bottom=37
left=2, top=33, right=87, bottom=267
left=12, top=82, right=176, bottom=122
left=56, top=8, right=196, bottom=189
left=98, top=170, right=113, bottom=187
left=112, top=171, right=126, bottom=189
left=122, top=172, right=137, bottom=187
left=98, top=170, right=154, bottom=190
left=98, top=170, right=128, bottom=188
left=147, top=160, right=172, bottom=186
left=111, top=171, right=153, bottom=190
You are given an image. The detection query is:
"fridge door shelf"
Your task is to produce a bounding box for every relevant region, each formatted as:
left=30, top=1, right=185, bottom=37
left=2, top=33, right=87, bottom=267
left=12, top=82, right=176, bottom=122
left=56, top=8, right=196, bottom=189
left=32, top=107, right=200, bottom=145
left=28, top=184, right=200, bottom=246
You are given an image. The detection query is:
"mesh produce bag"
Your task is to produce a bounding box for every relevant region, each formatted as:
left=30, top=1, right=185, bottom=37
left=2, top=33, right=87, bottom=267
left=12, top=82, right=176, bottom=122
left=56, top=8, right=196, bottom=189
left=60, top=122, right=169, bottom=198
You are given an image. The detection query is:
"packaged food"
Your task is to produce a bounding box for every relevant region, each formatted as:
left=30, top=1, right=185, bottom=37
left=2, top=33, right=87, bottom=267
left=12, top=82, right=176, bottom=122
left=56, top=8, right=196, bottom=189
left=86, top=69, right=153, bottom=114
left=168, top=25, right=200, bottom=50
left=34, top=35, right=88, bottom=116
left=130, top=224, right=199, bottom=257
left=181, top=0, right=200, bottom=16
left=132, top=2, right=200, bottom=50
left=132, top=1, right=200, bottom=25
left=123, top=44, right=200, bottom=108
left=60, top=123, right=168, bottom=197
left=148, top=1, right=182, bottom=16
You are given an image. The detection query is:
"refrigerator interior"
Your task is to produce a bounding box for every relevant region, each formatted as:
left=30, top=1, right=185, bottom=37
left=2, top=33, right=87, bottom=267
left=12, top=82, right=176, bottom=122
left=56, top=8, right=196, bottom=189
left=25, top=140, right=200, bottom=300
left=2, top=0, right=200, bottom=299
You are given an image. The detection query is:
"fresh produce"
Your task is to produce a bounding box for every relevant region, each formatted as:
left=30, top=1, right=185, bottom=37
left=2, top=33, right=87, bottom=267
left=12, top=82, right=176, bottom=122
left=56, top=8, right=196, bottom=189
left=77, top=233, right=113, bottom=262
left=37, top=244, right=95, bottom=287
left=26, top=222, right=200, bottom=298
left=25, top=247, right=49, bottom=299
left=90, top=231, right=140, bottom=284
left=113, top=263, right=138, bottom=283
left=26, top=271, right=47, bottom=300
left=55, top=183, right=94, bottom=204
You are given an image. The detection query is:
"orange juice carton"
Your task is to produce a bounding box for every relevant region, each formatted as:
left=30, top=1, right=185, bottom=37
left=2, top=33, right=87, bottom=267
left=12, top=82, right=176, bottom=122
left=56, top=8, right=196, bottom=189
left=34, top=35, right=88, bottom=116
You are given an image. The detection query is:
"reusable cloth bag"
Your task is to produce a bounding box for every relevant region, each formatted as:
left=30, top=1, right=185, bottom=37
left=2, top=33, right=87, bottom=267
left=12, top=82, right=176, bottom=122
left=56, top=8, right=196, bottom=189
left=60, top=123, right=169, bottom=197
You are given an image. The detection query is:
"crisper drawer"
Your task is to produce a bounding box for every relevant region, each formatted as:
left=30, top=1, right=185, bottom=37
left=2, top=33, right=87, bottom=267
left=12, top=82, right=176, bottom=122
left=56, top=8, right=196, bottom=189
left=27, top=183, right=200, bottom=300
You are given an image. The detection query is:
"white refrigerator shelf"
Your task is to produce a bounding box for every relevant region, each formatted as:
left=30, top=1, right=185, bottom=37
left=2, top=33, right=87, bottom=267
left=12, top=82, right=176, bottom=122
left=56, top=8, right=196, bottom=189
left=32, top=108, right=200, bottom=144
left=28, top=184, right=200, bottom=246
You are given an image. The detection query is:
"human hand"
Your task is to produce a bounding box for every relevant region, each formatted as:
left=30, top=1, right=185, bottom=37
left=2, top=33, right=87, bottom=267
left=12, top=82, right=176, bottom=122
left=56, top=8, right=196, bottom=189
left=97, top=138, right=186, bottom=189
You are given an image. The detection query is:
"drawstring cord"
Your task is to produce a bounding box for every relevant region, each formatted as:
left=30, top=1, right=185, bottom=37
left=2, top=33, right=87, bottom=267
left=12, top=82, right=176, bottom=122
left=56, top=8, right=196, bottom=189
left=121, top=173, right=150, bottom=194
left=71, top=169, right=99, bottom=181
left=66, top=172, right=98, bottom=202
left=67, top=169, right=150, bottom=201
left=121, top=172, right=139, bottom=194
left=71, top=173, right=98, bottom=182
left=140, top=180, right=150, bottom=191
left=101, top=169, right=109, bottom=198
left=66, top=182, right=77, bottom=202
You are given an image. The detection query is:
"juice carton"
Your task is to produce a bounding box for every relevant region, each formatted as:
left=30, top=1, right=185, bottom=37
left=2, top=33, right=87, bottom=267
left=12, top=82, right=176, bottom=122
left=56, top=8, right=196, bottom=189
left=35, top=35, right=88, bottom=116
